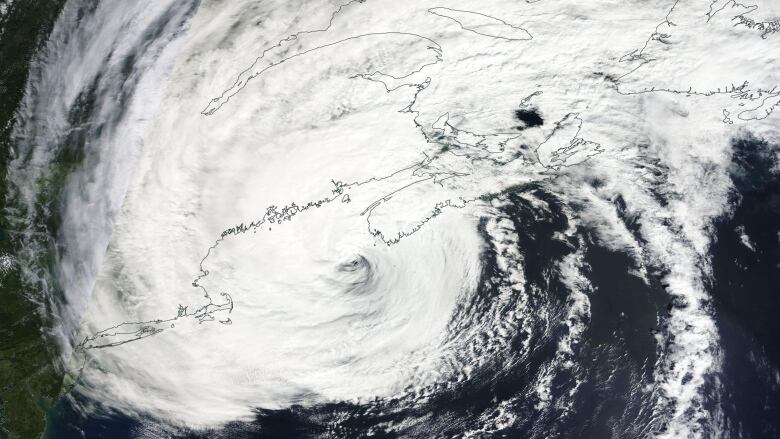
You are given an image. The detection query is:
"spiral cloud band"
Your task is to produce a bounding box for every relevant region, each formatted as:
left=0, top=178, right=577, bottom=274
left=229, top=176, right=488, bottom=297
left=7, top=0, right=780, bottom=437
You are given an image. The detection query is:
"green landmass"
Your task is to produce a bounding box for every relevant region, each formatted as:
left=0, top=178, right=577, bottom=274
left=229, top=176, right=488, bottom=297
left=0, top=1, right=67, bottom=438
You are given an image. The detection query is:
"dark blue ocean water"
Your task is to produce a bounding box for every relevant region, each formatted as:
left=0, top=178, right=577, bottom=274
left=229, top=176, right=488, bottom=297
left=709, top=137, right=780, bottom=439
left=44, top=138, right=780, bottom=439
left=45, top=188, right=669, bottom=438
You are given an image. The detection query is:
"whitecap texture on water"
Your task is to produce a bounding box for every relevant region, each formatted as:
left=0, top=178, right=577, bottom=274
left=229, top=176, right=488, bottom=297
left=26, top=0, right=779, bottom=435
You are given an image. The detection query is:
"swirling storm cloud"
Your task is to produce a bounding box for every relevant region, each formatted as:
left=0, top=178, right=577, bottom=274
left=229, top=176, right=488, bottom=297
left=4, top=0, right=780, bottom=437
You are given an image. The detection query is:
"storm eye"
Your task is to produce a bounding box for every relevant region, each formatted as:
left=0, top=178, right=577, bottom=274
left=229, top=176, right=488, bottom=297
left=339, top=255, right=368, bottom=272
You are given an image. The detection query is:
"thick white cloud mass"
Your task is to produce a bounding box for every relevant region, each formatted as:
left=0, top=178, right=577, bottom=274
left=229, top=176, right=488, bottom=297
left=8, top=0, right=780, bottom=437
